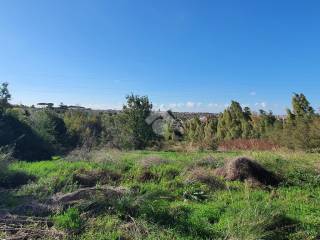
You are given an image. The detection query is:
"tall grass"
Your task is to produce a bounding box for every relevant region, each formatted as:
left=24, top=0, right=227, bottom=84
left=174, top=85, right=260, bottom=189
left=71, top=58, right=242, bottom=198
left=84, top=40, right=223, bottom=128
left=4, top=150, right=320, bottom=239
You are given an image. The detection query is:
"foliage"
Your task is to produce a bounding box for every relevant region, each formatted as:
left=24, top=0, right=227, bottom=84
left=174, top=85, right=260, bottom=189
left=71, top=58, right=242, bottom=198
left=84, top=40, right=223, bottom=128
left=30, top=110, right=69, bottom=152
left=0, top=113, right=52, bottom=160
left=0, top=146, right=36, bottom=188
left=277, top=93, right=320, bottom=150
left=7, top=150, right=320, bottom=239
left=120, top=94, right=157, bottom=149
left=252, top=110, right=277, bottom=138
left=0, top=82, right=11, bottom=113
left=183, top=117, right=218, bottom=150
left=53, top=207, right=84, bottom=232
left=0, top=146, right=12, bottom=185
left=217, top=101, right=254, bottom=140
left=2, top=82, right=320, bottom=156
left=64, top=110, right=103, bottom=148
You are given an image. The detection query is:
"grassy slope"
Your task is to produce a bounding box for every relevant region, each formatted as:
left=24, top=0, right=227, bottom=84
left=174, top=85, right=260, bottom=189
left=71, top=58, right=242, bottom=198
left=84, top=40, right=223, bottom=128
left=2, top=150, right=320, bottom=240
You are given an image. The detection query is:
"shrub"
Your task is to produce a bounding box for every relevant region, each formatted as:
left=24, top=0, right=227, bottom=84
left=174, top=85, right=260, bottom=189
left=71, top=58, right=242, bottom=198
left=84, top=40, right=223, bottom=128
left=121, top=94, right=157, bottom=149
left=30, top=110, right=69, bottom=152
left=63, top=111, right=104, bottom=148
left=80, top=215, right=122, bottom=240
left=0, top=146, right=36, bottom=188
left=0, top=146, right=12, bottom=185
left=0, top=114, right=52, bottom=160
left=53, top=207, right=84, bottom=232
left=183, top=117, right=218, bottom=150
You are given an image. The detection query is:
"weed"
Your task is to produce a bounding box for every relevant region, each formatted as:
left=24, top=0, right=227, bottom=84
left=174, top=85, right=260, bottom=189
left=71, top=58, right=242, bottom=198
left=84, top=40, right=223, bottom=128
left=53, top=207, right=83, bottom=233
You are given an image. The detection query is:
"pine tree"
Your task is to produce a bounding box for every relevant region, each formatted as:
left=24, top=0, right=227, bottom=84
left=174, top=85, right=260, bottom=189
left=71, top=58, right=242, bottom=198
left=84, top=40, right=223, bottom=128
left=217, top=101, right=253, bottom=140
left=121, top=94, right=156, bottom=149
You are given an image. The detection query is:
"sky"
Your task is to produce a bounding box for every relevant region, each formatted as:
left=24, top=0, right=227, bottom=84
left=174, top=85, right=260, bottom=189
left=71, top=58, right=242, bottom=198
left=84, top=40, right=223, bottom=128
left=0, top=0, right=320, bottom=114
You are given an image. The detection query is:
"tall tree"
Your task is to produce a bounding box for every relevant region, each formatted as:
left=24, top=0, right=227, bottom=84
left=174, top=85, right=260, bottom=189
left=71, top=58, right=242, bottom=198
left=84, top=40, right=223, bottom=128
left=0, top=82, right=11, bottom=113
left=217, top=101, right=253, bottom=140
left=121, top=94, right=156, bottom=149
left=204, top=118, right=218, bottom=149
left=287, top=93, right=315, bottom=121
left=252, top=110, right=277, bottom=138
left=282, top=93, right=317, bottom=150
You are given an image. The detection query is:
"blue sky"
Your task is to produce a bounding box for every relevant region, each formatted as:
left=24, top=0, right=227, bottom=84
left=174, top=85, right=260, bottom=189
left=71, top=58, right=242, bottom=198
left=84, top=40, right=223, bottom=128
left=0, top=0, right=320, bottom=113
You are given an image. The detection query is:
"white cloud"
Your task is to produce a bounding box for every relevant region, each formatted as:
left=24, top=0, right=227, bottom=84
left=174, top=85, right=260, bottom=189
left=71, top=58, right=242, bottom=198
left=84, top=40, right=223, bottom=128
left=208, top=103, right=219, bottom=108
left=177, top=103, right=184, bottom=108
left=250, top=91, right=257, bottom=96
left=186, top=101, right=195, bottom=108
left=241, top=103, right=251, bottom=108
left=85, top=103, right=122, bottom=110
left=159, top=104, right=166, bottom=110
left=168, top=103, right=177, bottom=109
left=154, top=102, right=185, bottom=111
left=255, top=102, right=267, bottom=109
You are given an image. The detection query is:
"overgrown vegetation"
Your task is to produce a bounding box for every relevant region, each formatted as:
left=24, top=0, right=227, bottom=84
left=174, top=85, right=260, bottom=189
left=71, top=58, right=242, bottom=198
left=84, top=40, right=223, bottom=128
left=1, top=82, right=320, bottom=239
left=1, top=82, right=320, bottom=158
left=0, top=150, right=319, bottom=239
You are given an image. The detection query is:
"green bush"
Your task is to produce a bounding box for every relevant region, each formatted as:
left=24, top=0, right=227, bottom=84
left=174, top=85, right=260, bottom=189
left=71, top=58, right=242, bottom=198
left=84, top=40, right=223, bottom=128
left=31, top=110, right=69, bottom=152
left=0, top=114, right=52, bottom=160
left=0, top=146, right=36, bottom=188
left=53, top=207, right=84, bottom=232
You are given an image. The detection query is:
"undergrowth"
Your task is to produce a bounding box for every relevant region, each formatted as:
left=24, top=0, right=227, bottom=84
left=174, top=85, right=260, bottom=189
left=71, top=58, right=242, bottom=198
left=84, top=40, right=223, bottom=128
left=2, top=150, right=320, bottom=240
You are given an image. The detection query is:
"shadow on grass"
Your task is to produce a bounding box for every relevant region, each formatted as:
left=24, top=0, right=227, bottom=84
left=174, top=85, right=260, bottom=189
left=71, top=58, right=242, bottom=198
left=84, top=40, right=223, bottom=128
left=0, top=170, right=36, bottom=189
left=265, top=214, right=301, bottom=240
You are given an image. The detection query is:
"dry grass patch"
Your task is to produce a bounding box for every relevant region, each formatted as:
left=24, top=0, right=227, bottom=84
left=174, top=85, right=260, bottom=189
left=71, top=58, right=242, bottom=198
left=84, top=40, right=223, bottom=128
left=138, top=170, right=159, bottom=183
left=73, top=169, right=121, bottom=187
left=119, top=219, right=149, bottom=240
left=218, top=139, right=279, bottom=151
left=194, top=156, right=223, bottom=169
left=50, top=186, right=127, bottom=211
left=185, top=167, right=225, bottom=190
left=139, top=156, right=169, bottom=168
left=65, top=148, right=121, bottom=164
left=214, top=157, right=281, bottom=187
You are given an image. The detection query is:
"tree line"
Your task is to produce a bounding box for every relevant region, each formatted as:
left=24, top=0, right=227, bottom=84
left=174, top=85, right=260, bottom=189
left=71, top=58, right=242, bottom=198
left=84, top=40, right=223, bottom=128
left=1, top=82, right=320, bottom=160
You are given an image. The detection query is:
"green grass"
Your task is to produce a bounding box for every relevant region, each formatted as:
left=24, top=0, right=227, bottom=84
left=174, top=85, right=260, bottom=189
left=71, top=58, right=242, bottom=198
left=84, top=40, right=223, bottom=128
left=3, top=150, right=320, bottom=239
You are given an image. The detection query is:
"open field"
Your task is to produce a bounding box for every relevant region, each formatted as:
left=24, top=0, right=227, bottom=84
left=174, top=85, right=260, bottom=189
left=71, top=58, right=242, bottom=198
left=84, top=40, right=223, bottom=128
left=1, top=150, right=320, bottom=240
left=2, top=1, right=320, bottom=239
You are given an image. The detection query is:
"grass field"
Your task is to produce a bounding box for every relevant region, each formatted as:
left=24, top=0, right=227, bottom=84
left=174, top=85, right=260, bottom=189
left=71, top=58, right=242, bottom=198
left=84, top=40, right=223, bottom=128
left=1, top=150, right=320, bottom=240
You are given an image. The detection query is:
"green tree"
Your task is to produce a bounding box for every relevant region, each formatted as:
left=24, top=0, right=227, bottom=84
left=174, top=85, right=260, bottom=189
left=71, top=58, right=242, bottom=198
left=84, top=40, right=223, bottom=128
left=121, top=94, right=156, bottom=149
left=281, top=93, right=318, bottom=150
left=291, top=93, right=314, bottom=119
left=203, top=118, right=218, bottom=149
left=217, top=101, right=253, bottom=140
left=0, top=82, right=11, bottom=113
left=286, top=93, right=315, bottom=125
left=184, top=117, right=202, bottom=143
left=252, top=110, right=277, bottom=138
